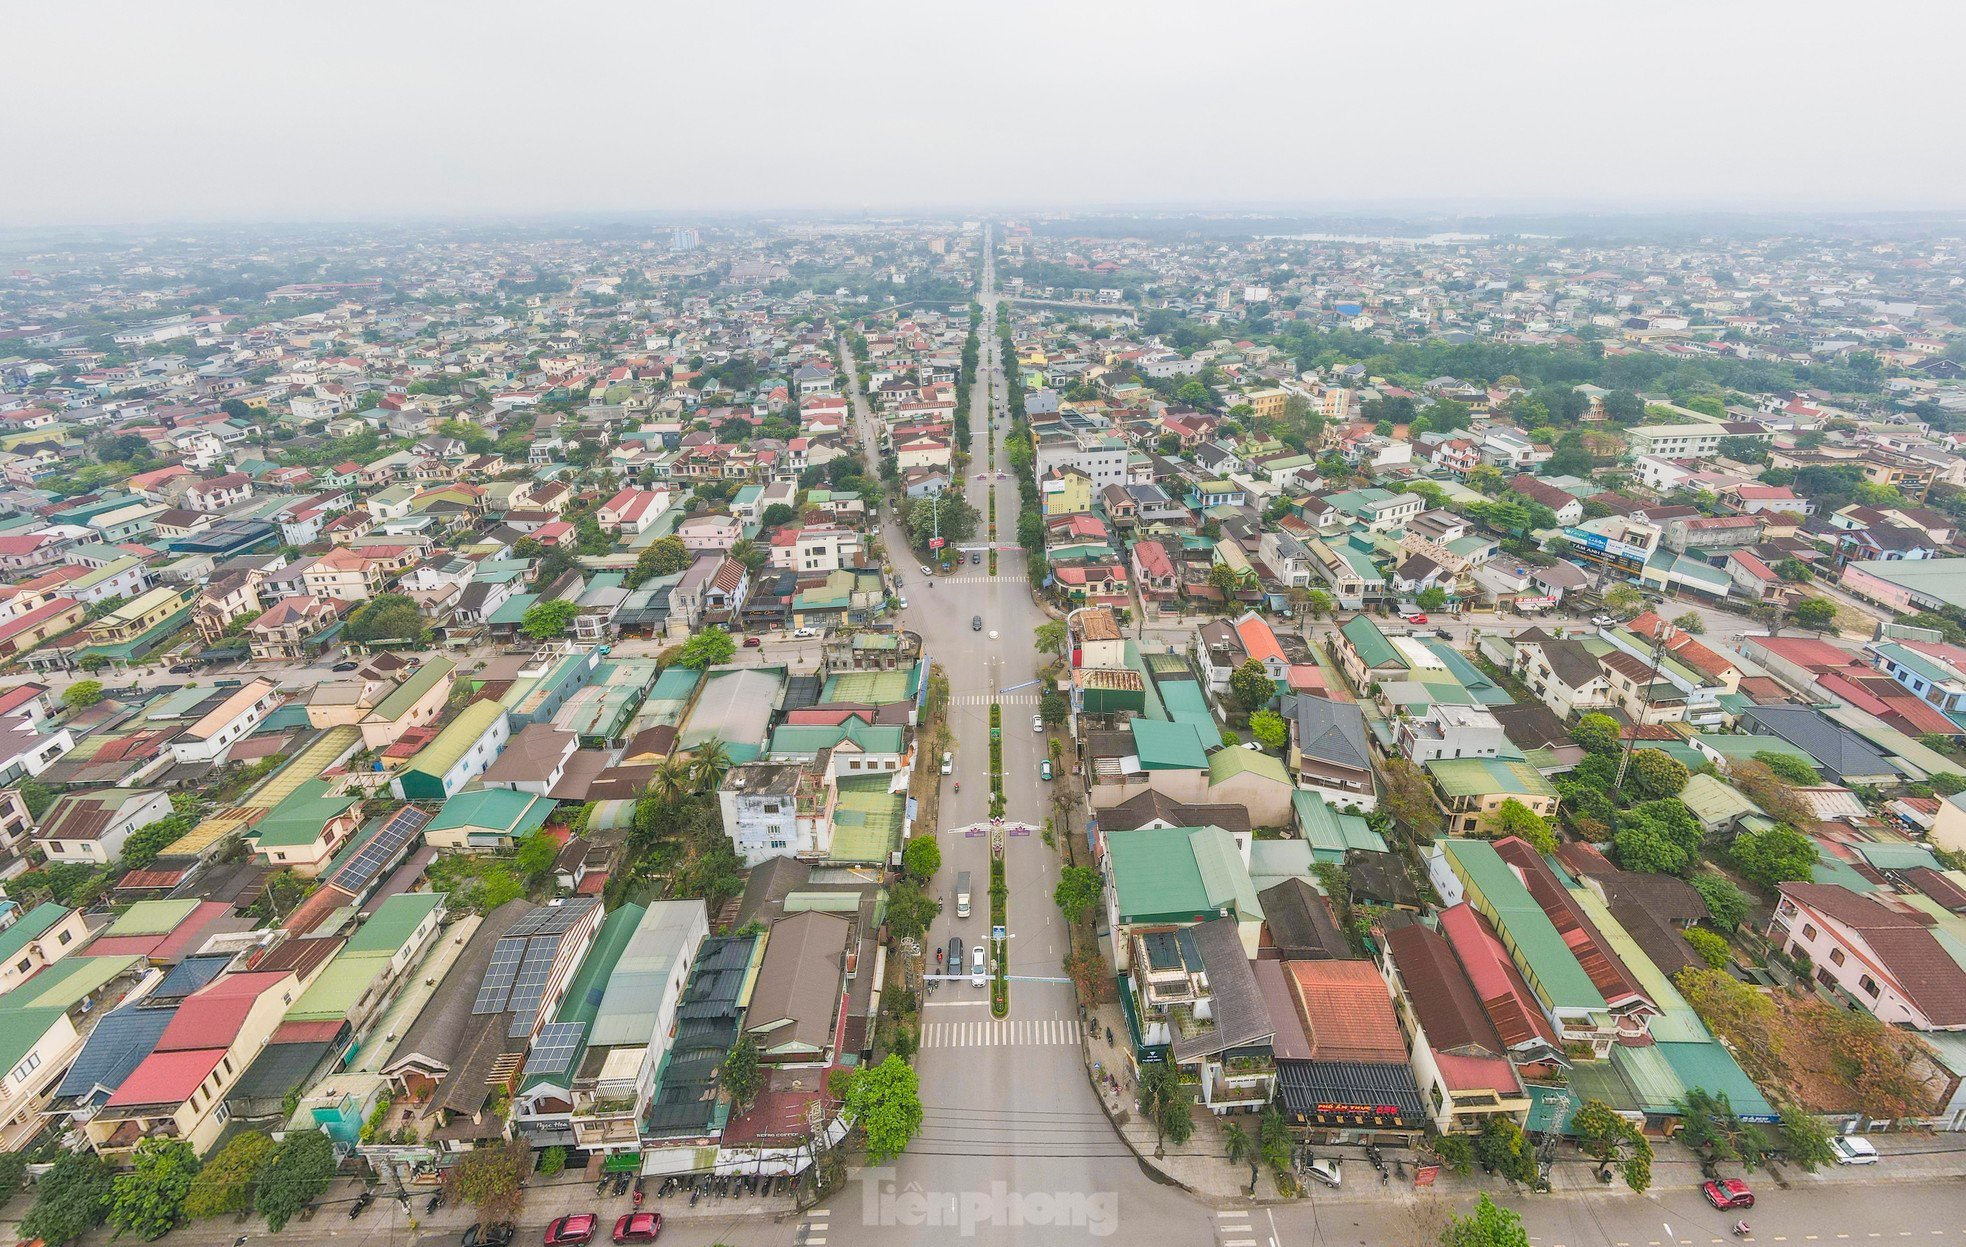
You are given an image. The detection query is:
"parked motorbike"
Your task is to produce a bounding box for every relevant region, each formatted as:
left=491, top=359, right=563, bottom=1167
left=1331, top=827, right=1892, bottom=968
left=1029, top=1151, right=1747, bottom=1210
left=426, top=1190, right=444, bottom=1214
left=348, top=1191, right=374, bottom=1219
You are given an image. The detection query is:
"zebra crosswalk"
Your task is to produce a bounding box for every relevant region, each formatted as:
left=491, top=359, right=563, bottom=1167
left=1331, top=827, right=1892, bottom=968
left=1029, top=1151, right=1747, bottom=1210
left=921, top=1017, right=1084, bottom=1048
left=935, top=573, right=1027, bottom=584
left=952, top=693, right=1038, bottom=706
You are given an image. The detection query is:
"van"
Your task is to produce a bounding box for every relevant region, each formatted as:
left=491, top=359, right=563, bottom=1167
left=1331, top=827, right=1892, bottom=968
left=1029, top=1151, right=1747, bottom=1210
left=955, top=872, right=972, bottom=919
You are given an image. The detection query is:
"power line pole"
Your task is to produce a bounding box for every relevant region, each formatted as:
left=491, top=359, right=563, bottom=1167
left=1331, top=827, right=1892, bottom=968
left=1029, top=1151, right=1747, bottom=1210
left=1613, top=623, right=1675, bottom=790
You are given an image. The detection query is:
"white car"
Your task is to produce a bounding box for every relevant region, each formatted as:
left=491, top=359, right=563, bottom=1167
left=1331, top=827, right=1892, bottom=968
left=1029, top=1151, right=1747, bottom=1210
left=1829, top=1135, right=1879, bottom=1165
left=970, top=944, right=986, bottom=987
left=920, top=565, right=934, bottom=577
left=1032, top=714, right=1043, bottom=732
left=792, top=626, right=817, bottom=639
left=940, top=751, right=953, bottom=775
left=1591, top=614, right=1616, bottom=627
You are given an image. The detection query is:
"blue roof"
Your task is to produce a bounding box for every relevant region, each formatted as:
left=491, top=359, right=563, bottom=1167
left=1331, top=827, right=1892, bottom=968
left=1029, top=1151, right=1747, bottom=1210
left=55, top=1004, right=173, bottom=1104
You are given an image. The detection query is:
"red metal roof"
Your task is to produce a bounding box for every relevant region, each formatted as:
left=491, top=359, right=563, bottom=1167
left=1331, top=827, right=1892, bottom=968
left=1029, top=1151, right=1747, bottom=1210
left=104, top=1048, right=224, bottom=1108
left=156, top=971, right=288, bottom=1051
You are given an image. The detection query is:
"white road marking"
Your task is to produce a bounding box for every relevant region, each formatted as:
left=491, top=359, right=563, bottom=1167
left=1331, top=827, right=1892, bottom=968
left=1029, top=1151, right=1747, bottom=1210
left=921, top=1018, right=1083, bottom=1047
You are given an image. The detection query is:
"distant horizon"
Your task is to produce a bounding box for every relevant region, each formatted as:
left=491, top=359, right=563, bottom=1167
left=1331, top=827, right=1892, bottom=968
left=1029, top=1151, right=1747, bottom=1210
left=11, top=1, right=1965, bottom=232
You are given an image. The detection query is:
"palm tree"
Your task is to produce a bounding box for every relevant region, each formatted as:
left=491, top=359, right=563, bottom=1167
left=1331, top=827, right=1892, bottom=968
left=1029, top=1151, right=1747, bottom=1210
left=689, top=737, right=733, bottom=794
left=1224, top=1121, right=1254, bottom=1166
left=646, top=752, right=692, bottom=807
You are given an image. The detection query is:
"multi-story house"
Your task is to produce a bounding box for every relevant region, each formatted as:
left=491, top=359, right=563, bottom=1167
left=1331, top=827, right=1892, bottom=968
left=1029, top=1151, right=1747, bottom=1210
left=1771, top=882, right=1966, bottom=1032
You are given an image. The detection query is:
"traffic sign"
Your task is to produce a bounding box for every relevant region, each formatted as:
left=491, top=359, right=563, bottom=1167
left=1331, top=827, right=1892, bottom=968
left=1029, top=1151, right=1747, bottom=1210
left=929, top=537, right=945, bottom=549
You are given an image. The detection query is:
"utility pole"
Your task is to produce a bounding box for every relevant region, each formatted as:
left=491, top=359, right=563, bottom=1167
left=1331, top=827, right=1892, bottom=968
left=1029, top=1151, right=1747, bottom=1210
left=1613, top=623, right=1675, bottom=791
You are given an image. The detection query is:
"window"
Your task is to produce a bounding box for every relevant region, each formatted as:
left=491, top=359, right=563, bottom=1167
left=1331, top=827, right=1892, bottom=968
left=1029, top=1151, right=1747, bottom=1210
left=1859, top=975, right=1880, bottom=998
left=57, top=930, right=70, bottom=946
left=1828, top=948, right=1846, bottom=966
left=12, top=1052, right=40, bottom=1081
left=1801, top=923, right=1818, bottom=941
left=13, top=959, right=28, bottom=974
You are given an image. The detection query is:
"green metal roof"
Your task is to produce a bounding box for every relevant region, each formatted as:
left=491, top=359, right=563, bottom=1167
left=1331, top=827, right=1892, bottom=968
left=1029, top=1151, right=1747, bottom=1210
left=1208, top=746, right=1290, bottom=787
left=1109, top=826, right=1258, bottom=924
left=403, top=702, right=506, bottom=780
left=343, top=893, right=444, bottom=954
left=103, top=898, right=200, bottom=937
left=1340, top=614, right=1405, bottom=672
left=368, top=658, right=455, bottom=722
left=426, top=789, right=553, bottom=837
left=250, top=778, right=361, bottom=849
left=12, top=955, right=140, bottom=1010
left=829, top=775, right=905, bottom=863
left=1425, top=756, right=1557, bottom=801
left=768, top=721, right=904, bottom=757
left=0, top=1008, right=66, bottom=1078
left=1291, top=791, right=1387, bottom=859
left=1442, top=838, right=1604, bottom=1010
left=1130, top=719, right=1210, bottom=770
left=0, top=903, right=71, bottom=966
left=1678, top=773, right=1761, bottom=829
left=287, top=951, right=394, bottom=1021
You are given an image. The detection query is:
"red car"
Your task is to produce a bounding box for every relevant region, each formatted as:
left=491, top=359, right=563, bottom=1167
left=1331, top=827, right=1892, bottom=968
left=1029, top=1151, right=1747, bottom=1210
left=742, top=636, right=762, bottom=648
left=612, top=1212, right=662, bottom=1244
left=1703, top=1178, right=1754, bottom=1210
left=544, top=1214, right=598, bottom=1246
left=1403, top=613, right=1429, bottom=625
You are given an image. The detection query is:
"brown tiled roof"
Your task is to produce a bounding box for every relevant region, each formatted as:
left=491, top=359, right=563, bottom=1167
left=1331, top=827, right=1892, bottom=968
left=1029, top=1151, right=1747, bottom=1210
left=1285, top=959, right=1405, bottom=1063
left=1387, top=923, right=1506, bottom=1058
left=1781, top=882, right=1966, bottom=1026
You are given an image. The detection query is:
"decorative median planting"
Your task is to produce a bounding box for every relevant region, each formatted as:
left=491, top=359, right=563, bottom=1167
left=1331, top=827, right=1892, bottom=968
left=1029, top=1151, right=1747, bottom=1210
left=987, top=703, right=1009, bottom=1016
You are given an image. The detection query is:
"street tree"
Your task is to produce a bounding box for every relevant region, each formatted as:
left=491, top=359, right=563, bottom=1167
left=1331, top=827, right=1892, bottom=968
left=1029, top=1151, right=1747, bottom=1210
left=184, top=1131, right=276, bottom=1219
left=846, top=1056, right=925, bottom=1164
left=883, top=880, right=940, bottom=941
left=677, top=626, right=736, bottom=669
left=442, top=1139, right=529, bottom=1223
left=1040, top=689, right=1068, bottom=725
left=62, top=680, right=103, bottom=710
left=900, top=835, right=941, bottom=881
left=108, top=1137, right=199, bottom=1241
left=21, top=1150, right=113, bottom=1246
left=1034, top=620, right=1067, bottom=657
left=1442, top=1194, right=1530, bottom=1247
left=255, top=1129, right=337, bottom=1232
left=1137, top=1062, right=1193, bottom=1156
left=1053, top=865, right=1101, bottom=924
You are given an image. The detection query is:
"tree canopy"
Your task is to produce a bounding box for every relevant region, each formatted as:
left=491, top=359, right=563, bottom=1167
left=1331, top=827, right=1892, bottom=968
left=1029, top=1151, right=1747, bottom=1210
left=184, top=1130, right=276, bottom=1219
left=345, top=593, right=425, bottom=644
left=108, top=1137, right=199, bottom=1241
left=255, top=1128, right=337, bottom=1231
left=1053, top=865, right=1102, bottom=925
left=677, top=626, right=736, bottom=669
left=845, top=1056, right=925, bottom=1163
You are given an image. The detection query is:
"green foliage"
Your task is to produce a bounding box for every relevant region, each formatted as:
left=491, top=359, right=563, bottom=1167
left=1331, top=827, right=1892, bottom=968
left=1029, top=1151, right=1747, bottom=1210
left=1692, top=874, right=1750, bottom=930
left=61, top=680, right=104, bottom=710
left=883, top=880, right=940, bottom=942
left=22, top=1150, right=113, bottom=1245
left=1473, top=1115, right=1539, bottom=1188
left=108, top=1137, right=199, bottom=1240
left=1488, top=798, right=1557, bottom=854
left=1569, top=713, right=1621, bottom=755
left=442, top=1140, right=529, bottom=1222
left=1793, top=597, right=1838, bottom=632
left=900, top=835, right=941, bottom=881
left=537, top=1146, right=567, bottom=1178
left=1730, top=823, right=1819, bottom=891
left=1416, top=585, right=1449, bottom=612
left=0, top=1150, right=26, bottom=1197
left=1778, top=1104, right=1838, bottom=1172
left=1248, top=709, right=1288, bottom=752
left=677, top=626, right=737, bottom=670
left=1138, top=1062, right=1194, bottom=1151
left=1429, top=1132, right=1475, bottom=1177
left=119, top=814, right=194, bottom=871
left=846, top=1056, right=925, bottom=1164
left=1442, top=1194, right=1529, bottom=1247
left=514, top=828, right=559, bottom=879
left=1684, top=927, right=1731, bottom=969
left=1053, top=865, right=1102, bottom=924
left=426, top=852, right=525, bottom=914
left=627, top=535, right=691, bottom=588
left=721, top=1032, right=762, bottom=1114
left=1612, top=797, right=1704, bottom=876
left=1676, top=1088, right=1771, bottom=1171
left=255, top=1130, right=337, bottom=1232
left=1753, top=750, right=1820, bottom=785
left=1229, top=659, right=1274, bottom=713
left=345, top=593, right=426, bottom=644
left=1039, top=688, right=1068, bottom=725
left=520, top=598, right=578, bottom=639
left=1627, top=749, right=1690, bottom=799
left=16, top=779, right=56, bottom=820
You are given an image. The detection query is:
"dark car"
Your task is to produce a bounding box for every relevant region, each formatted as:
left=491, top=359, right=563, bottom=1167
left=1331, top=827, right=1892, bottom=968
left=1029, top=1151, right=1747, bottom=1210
left=168, top=663, right=195, bottom=674
left=970, top=552, right=980, bottom=564
left=1702, top=1178, right=1754, bottom=1210
left=463, top=1224, right=515, bottom=1247
left=971, top=615, right=982, bottom=631
left=545, top=1215, right=598, bottom=1246
left=948, top=937, right=962, bottom=969
left=332, top=661, right=360, bottom=672
left=612, top=1212, right=662, bottom=1244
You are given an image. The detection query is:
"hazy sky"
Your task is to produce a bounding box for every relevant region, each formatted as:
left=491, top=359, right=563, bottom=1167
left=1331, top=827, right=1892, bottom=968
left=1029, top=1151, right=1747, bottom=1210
left=11, top=0, right=1964, bottom=226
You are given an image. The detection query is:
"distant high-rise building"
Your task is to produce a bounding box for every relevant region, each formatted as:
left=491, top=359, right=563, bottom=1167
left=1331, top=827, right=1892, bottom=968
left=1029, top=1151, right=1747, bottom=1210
left=670, top=227, right=699, bottom=252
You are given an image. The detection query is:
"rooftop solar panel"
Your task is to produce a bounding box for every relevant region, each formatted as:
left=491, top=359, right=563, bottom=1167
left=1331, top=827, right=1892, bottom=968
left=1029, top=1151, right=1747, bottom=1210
left=522, top=1020, right=584, bottom=1079
left=333, top=805, right=432, bottom=893
left=471, top=940, right=525, bottom=1014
